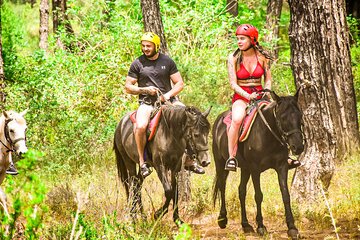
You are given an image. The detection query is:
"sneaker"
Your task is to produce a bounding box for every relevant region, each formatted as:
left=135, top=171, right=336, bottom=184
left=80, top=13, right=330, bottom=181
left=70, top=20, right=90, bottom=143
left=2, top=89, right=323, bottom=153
left=224, top=157, right=237, bottom=172
left=140, top=164, right=152, bottom=178
left=6, top=163, right=19, bottom=175
left=185, top=162, right=205, bottom=174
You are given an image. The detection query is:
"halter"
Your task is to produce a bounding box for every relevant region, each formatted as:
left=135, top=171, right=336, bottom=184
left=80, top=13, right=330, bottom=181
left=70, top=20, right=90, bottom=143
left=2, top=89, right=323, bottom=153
left=185, top=120, right=209, bottom=160
left=0, top=118, right=26, bottom=153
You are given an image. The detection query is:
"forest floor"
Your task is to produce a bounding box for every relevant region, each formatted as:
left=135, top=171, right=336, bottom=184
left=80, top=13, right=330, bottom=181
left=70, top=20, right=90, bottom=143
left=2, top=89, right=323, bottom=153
left=185, top=213, right=360, bottom=239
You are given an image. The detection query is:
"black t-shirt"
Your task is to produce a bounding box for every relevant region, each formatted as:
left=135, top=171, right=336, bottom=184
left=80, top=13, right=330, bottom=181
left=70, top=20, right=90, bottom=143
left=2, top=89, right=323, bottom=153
left=127, top=53, right=179, bottom=104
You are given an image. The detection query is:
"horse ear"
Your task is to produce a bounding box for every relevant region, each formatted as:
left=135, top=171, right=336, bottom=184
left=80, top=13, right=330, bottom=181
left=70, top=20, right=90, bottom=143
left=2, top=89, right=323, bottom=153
left=3, top=111, right=9, bottom=118
left=270, top=90, right=281, bottom=103
left=20, top=109, right=29, bottom=116
left=202, top=106, right=212, bottom=118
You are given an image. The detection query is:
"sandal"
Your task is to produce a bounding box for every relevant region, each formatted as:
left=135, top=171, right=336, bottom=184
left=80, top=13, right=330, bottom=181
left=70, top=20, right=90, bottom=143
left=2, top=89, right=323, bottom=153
left=225, top=157, right=238, bottom=172
left=288, top=158, right=301, bottom=169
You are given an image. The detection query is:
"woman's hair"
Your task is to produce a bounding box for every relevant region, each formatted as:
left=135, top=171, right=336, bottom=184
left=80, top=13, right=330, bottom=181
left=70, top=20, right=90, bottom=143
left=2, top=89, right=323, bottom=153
left=254, top=43, right=273, bottom=60
left=233, top=43, right=274, bottom=64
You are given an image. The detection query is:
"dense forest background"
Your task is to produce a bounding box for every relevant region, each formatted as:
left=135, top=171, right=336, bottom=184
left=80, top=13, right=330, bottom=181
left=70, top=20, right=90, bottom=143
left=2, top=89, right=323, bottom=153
left=1, top=0, right=360, bottom=238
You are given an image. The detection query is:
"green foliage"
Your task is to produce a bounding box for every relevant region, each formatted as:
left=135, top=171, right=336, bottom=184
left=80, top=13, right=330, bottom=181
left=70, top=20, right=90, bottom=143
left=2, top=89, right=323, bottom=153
left=1, top=0, right=360, bottom=238
left=174, top=222, right=193, bottom=240
left=1, top=150, right=48, bottom=239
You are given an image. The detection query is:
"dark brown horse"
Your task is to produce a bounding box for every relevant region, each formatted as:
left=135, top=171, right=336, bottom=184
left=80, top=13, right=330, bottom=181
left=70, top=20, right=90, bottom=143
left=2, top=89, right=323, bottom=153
left=114, top=105, right=211, bottom=224
left=212, top=90, right=304, bottom=239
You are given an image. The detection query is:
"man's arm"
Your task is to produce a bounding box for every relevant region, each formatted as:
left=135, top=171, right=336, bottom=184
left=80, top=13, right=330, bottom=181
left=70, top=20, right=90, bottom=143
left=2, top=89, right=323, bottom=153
left=163, top=72, right=184, bottom=100
left=125, top=76, right=158, bottom=95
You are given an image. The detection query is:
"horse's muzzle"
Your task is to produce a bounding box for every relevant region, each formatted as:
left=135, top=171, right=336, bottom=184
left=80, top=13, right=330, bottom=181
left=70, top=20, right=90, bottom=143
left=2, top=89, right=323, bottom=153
left=291, top=144, right=304, bottom=155
left=198, top=151, right=211, bottom=167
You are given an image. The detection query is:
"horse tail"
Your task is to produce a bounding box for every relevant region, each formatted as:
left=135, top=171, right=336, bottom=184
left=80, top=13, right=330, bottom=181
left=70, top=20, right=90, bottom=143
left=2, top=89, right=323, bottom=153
left=212, top=112, right=229, bottom=207
left=212, top=173, right=220, bottom=207
left=114, top=137, right=130, bottom=198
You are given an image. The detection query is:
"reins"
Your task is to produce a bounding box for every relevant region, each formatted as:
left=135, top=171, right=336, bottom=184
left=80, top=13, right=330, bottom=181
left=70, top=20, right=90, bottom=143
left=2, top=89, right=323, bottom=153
left=254, top=91, right=302, bottom=148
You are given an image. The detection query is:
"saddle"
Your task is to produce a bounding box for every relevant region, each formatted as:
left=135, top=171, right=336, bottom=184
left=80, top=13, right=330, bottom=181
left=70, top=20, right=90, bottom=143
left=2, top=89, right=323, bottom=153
left=223, top=100, right=269, bottom=142
left=130, top=107, right=162, bottom=141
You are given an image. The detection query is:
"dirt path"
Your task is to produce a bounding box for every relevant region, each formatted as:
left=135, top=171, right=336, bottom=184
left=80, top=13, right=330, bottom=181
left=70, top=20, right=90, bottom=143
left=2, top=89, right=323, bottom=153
left=188, top=213, right=359, bottom=239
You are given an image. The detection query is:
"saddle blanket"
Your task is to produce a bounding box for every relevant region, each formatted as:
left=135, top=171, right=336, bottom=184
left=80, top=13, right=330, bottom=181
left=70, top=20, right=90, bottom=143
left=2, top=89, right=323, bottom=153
left=130, top=108, right=162, bottom=141
left=223, top=100, right=269, bottom=142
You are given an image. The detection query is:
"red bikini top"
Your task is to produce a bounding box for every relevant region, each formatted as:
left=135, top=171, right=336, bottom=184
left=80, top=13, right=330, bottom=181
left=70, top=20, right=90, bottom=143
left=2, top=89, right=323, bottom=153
left=236, top=58, right=265, bottom=80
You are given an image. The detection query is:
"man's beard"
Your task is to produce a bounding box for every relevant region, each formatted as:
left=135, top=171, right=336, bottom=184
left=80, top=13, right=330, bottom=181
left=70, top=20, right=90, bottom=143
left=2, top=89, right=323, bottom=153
left=143, top=49, right=157, bottom=58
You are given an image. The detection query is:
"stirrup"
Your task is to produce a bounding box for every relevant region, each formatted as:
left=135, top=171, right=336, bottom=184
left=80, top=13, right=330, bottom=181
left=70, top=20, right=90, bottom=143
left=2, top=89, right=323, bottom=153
left=225, top=157, right=237, bottom=172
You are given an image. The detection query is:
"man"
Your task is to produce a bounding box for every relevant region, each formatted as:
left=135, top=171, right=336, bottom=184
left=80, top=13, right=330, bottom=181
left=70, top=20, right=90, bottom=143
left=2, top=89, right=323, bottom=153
left=125, top=32, right=204, bottom=178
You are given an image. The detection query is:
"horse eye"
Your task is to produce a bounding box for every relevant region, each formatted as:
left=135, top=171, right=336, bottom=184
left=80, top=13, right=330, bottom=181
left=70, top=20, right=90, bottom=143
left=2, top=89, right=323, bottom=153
left=10, top=129, right=14, bottom=133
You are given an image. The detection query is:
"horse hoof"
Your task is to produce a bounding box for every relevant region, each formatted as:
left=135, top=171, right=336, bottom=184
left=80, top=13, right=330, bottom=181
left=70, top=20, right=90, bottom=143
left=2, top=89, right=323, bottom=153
left=242, top=223, right=255, bottom=233
left=175, top=219, right=184, bottom=226
left=288, top=229, right=300, bottom=240
left=154, top=209, right=168, bottom=220
left=257, top=226, right=267, bottom=236
left=217, top=216, right=228, bottom=229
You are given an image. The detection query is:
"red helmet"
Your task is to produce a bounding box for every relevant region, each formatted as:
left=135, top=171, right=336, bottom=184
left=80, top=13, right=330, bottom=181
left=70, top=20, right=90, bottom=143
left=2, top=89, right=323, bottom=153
left=235, top=24, right=259, bottom=46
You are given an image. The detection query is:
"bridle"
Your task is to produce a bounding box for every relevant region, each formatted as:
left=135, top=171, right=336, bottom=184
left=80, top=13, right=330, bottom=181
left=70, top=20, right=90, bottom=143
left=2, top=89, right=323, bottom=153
left=185, top=120, right=209, bottom=160
left=273, top=107, right=303, bottom=145
left=160, top=104, right=209, bottom=160
left=256, top=100, right=303, bottom=148
left=1, top=118, right=26, bottom=153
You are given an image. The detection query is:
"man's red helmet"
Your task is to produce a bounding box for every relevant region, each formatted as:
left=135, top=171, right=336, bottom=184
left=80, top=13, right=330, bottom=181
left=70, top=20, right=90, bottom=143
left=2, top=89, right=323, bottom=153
left=235, top=24, right=259, bottom=46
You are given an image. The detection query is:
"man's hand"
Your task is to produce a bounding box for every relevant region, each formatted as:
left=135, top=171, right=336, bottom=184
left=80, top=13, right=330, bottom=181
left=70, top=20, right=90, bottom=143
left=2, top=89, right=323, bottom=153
left=160, top=93, right=171, bottom=102
left=144, top=86, right=159, bottom=95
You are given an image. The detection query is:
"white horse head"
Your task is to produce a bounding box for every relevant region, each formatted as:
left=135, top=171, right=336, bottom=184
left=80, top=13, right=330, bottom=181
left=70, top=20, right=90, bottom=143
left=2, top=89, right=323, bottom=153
left=2, top=109, right=28, bottom=155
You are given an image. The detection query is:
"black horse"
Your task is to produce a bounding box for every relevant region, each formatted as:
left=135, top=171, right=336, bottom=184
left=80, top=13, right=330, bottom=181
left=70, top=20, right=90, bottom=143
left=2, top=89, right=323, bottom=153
left=114, top=105, right=211, bottom=224
left=212, top=90, right=304, bottom=239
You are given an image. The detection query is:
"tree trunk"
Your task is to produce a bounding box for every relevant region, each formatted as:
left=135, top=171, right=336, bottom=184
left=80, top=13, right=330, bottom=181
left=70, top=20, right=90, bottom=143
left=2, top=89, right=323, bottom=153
left=39, top=0, right=49, bottom=50
left=140, top=0, right=168, bottom=54
left=52, top=0, right=60, bottom=34
left=52, top=0, right=73, bottom=50
left=264, top=0, right=283, bottom=60
left=288, top=0, right=359, bottom=202
left=226, top=0, right=238, bottom=17
left=0, top=16, right=6, bottom=110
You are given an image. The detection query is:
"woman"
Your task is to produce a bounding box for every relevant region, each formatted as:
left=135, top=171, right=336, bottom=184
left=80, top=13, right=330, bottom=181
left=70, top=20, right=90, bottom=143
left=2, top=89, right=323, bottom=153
left=225, top=24, right=300, bottom=171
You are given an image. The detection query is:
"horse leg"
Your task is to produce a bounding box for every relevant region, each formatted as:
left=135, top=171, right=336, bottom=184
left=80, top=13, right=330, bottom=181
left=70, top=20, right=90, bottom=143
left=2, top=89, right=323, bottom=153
left=128, top=175, right=142, bottom=221
left=251, top=172, right=267, bottom=236
left=172, top=173, right=183, bottom=225
left=0, top=187, right=9, bottom=216
left=133, top=174, right=146, bottom=220
left=215, top=161, right=229, bottom=229
left=239, top=169, right=254, bottom=233
left=277, top=168, right=299, bottom=240
left=154, top=167, right=171, bottom=220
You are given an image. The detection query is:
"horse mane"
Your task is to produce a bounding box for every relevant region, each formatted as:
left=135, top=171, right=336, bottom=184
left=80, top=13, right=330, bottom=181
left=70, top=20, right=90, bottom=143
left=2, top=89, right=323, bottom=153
left=161, top=105, right=210, bottom=131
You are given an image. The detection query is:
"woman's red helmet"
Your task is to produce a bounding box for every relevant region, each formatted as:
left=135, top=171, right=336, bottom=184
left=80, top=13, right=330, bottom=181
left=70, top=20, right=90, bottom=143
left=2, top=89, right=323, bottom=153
left=235, top=24, right=259, bottom=46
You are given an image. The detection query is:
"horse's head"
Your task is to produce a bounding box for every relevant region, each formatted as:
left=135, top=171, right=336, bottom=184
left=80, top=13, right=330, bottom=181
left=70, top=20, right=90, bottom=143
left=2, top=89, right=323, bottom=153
left=184, top=106, right=211, bottom=167
left=3, top=109, right=28, bottom=155
left=271, top=91, right=304, bottom=155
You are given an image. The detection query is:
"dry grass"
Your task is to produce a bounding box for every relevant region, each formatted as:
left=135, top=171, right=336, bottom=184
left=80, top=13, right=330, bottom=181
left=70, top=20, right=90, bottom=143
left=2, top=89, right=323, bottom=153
left=40, top=146, right=360, bottom=239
